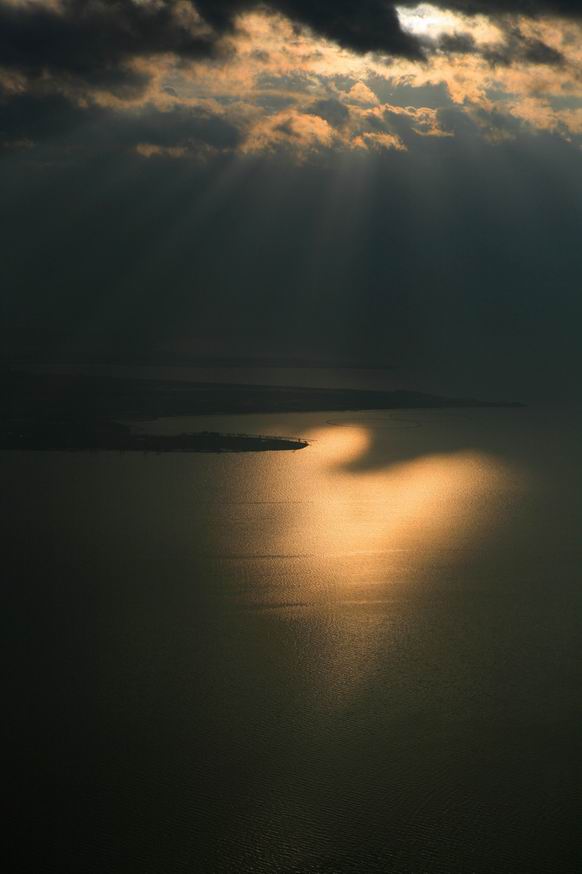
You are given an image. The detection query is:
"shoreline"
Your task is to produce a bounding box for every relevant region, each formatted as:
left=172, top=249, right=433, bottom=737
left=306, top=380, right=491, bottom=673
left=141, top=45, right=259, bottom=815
left=0, top=429, right=309, bottom=453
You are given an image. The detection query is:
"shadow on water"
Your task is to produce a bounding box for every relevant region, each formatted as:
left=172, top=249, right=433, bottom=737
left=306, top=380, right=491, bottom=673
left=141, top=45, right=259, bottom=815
left=3, top=452, right=262, bottom=872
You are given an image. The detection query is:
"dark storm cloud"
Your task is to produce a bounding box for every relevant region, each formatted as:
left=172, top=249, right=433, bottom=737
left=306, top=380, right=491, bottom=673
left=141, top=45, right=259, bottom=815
left=0, top=1, right=579, bottom=93
left=435, top=1, right=582, bottom=16
left=437, top=32, right=479, bottom=54
left=0, top=0, right=420, bottom=97
left=0, top=90, right=240, bottom=157
left=0, top=0, right=579, bottom=154
left=0, top=1, right=219, bottom=93
left=482, top=29, right=565, bottom=65
left=196, top=0, right=422, bottom=57
left=306, top=98, right=350, bottom=129
left=434, top=26, right=565, bottom=66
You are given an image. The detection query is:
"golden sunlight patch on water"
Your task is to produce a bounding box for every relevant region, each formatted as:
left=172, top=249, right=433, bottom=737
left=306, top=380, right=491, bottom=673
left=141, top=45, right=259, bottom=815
left=301, top=424, right=512, bottom=574
left=308, top=423, right=372, bottom=465
left=213, top=417, right=524, bottom=756
left=246, top=422, right=518, bottom=718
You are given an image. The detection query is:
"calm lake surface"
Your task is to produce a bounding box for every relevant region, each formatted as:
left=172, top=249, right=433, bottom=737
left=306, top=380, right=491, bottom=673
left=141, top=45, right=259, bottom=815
left=5, top=407, right=582, bottom=872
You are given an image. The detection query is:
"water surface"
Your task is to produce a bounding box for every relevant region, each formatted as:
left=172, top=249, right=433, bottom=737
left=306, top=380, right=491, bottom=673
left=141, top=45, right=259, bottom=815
left=5, top=408, right=582, bottom=872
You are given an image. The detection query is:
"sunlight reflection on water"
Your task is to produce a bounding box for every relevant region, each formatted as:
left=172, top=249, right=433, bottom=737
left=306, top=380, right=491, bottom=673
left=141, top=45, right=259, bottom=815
left=248, top=422, right=518, bottom=595
left=6, top=408, right=581, bottom=873
left=219, top=421, right=521, bottom=727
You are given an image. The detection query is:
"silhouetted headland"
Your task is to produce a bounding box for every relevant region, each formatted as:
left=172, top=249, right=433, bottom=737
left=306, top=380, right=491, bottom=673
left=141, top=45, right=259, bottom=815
left=0, top=421, right=308, bottom=453
left=0, top=370, right=523, bottom=453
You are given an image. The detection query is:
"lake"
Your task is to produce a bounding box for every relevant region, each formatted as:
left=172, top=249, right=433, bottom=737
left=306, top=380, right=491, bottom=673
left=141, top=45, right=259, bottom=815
left=4, top=407, right=582, bottom=872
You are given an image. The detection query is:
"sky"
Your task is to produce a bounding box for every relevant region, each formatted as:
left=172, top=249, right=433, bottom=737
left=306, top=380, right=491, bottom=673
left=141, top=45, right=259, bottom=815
left=1, top=1, right=582, bottom=400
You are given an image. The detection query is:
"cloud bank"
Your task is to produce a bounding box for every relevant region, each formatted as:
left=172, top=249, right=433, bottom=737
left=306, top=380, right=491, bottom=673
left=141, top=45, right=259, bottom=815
left=1, top=1, right=582, bottom=158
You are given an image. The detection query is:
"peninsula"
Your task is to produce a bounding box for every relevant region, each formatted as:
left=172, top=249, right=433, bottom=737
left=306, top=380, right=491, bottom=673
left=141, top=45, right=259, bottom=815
left=0, top=370, right=522, bottom=453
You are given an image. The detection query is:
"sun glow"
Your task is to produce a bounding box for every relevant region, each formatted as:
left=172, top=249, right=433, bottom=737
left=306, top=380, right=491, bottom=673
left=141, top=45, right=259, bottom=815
left=397, top=3, right=461, bottom=38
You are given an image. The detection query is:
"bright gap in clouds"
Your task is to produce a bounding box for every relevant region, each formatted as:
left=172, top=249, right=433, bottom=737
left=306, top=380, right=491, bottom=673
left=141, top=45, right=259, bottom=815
left=396, top=3, right=461, bottom=37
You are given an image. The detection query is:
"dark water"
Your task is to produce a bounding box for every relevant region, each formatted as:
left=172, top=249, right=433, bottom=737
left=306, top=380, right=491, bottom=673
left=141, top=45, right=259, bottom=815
left=4, top=408, right=582, bottom=872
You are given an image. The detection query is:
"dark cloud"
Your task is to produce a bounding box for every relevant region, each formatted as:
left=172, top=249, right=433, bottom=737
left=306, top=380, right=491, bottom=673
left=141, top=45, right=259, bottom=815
left=262, top=0, right=422, bottom=56
left=191, top=0, right=423, bottom=57
left=432, top=1, right=582, bottom=17
left=483, top=36, right=565, bottom=66
left=0, top=92, right=92, bottom=150
left=195, top=0, right=582, bottom=56
left=0, top=1, right=218, bottom=94
left=433, top=24, right=565, bottom=66
left=0, top=0, right=579, bottom=98
left=0, top=90, right=240, bottom=157
left=437, top=32, right=478, bottom=54
left=0, top=0, right=421, bottom=99
left=307, top=98, right=350, bottom=128
left=0, top=0, right=578, bottom=155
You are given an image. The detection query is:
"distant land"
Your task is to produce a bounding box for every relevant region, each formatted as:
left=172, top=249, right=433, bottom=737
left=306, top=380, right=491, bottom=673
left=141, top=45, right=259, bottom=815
left=145, top=356, right=397, bottom=370
left=0, top=370, right=523, bottom=453
left=2, top=371, right=523, bottom=418
left=0, top=421, right=308, bottom=454
left=2, top=355, right=395, bottom=370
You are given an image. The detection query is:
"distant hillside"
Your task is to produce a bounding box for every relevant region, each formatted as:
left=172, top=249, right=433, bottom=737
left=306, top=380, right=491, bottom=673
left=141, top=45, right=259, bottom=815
left=1, top=370, right=523, bottom=423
